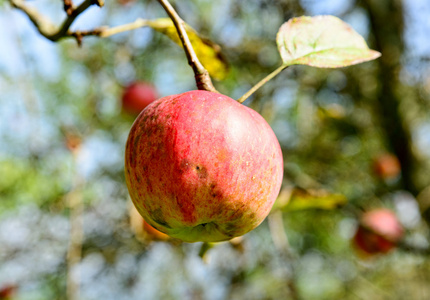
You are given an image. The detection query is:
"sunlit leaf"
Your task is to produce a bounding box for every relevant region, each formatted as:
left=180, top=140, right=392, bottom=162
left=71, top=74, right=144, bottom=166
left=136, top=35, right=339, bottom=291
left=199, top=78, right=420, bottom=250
left=147, top=18, right=229, bottom=80
left=274, top=187, right=347, bottom=211
left=276, top=15, right=381, bottom=68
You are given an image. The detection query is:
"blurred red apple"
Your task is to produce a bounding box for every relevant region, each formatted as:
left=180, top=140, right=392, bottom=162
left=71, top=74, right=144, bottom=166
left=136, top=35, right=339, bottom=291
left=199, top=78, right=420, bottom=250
left=117, top=0, right=136, bottom=5
left=353, top=209, right=404, bottom=255
left=125, top=90, right=283, bottom=242
left=373, top=153, right=401, bottom=180
left=0, top=284, right=17, bottom=299
left=64, top=132, right=82, bottom=154
left=121, top=81, right=159, bottom=115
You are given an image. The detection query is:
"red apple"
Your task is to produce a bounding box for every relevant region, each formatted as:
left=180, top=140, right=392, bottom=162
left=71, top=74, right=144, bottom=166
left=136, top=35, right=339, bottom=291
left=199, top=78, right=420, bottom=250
left=125, top=90, right=283, bottom=242
left=64, top=132, right=82, bottom=154
left=121, top=82, right=159, bottom=115
left=373, top=153, right=401, bottom=180
left=0, top=284, right=17, bottom=299
left=353, top=209, right=404, bottom=255
left=117, top=0, right=136, bottom=5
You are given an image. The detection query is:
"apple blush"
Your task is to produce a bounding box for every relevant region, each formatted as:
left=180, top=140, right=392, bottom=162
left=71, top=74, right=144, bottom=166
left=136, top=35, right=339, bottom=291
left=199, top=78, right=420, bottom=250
left=125, top=90, right=283, bottom=242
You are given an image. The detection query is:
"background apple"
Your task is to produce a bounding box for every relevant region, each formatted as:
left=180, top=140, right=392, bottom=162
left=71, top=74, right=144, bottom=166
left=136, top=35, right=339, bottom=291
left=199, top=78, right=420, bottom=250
left=372, top=153, right=401, bottom=180
left=0, top=284, right=17, bottom=300
left=353, top=208, right=404, bottom=255
left=125, top=90, right=283, bottom=243
left=121, top=81, right=159, bottom=115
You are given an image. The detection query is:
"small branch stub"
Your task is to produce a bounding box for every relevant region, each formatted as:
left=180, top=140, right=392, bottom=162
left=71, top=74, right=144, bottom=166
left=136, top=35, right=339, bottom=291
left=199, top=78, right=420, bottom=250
left=63, top=0, right=74, bottom=16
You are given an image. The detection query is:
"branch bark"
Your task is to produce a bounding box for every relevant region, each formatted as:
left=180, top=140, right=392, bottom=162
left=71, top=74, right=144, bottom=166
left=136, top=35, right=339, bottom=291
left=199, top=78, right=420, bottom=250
left=157, top=0, right=217, bottom=92
left=9, top=0, right=104, bottom=44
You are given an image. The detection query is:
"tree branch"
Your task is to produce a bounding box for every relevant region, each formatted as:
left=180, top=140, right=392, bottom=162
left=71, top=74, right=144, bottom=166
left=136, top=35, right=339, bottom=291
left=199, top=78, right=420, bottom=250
left=99, top=19, right=149, bottom=37
left=156, top=0, right=217, bottom=92
left=9, top=0, right=220, bottom=91
left=9, top=0, right=57, bottom=37
left=9, top=0, right=104, bottom=44
left=8, top=0, right=163, bottom=45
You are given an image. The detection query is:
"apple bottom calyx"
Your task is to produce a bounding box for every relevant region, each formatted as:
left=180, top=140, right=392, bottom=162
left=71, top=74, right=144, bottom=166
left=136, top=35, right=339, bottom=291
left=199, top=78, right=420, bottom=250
left=142, top=202, right=262, bottom=243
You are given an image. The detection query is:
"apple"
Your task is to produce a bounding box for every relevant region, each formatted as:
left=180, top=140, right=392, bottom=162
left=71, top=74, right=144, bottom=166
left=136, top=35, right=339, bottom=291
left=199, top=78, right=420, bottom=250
left=125, top=90, right=283, bottom=242
left=117, top=0, right=136, bottom=6
left=0, top=284, right=17, bottom=299
left=353, top=209, right=404, bottom=255
left=373, top=153, right=401, bottom=180
left=64, top=132, right=82, bottom=154
left=121, top=81, right=159, bottom=115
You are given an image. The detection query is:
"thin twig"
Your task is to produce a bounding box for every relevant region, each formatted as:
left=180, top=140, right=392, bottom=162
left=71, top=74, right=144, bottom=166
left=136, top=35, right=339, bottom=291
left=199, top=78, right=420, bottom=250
left=9, top=0, right=153, bottom=43
left=54, top=0, right=98, bottom=40
left=157, top=0, right=217, bottom=92
left=237, top=64, right=287, bottom=103
left=99, top=19, right=149, bottom=37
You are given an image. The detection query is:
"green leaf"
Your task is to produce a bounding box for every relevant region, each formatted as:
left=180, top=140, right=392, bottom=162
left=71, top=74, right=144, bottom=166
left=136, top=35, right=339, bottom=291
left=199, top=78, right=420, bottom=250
left=274, top=187, right=347, bottom=212
left=276, top=15, right=381, bottom=68
left=147, top=18, right=229, bottom=80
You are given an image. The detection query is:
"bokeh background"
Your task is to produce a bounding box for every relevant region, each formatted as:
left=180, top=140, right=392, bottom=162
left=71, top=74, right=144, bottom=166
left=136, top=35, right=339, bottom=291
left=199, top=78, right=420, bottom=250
left=1, top=0, right=430, bottom=299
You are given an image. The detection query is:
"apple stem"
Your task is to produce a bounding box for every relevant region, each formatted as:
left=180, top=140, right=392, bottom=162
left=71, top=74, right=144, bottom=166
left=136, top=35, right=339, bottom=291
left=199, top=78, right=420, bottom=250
left=157, top=0, right=218, bottom=93
left=237, top=64, right=288, bottom=104
left=198, top=242, right=215, bottom=261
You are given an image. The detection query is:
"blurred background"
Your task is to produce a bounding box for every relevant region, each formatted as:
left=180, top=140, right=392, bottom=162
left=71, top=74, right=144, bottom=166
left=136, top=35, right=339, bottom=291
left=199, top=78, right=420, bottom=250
left=1, top=0, right=430, bottom=299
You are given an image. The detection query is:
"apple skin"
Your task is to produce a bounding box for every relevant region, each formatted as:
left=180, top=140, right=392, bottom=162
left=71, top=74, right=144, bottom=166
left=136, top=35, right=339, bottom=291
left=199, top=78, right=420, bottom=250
left=353, top=209, right=404, bottom=255
left=121, top=82, right=159, bottom=115
left=125, top=90, right=283, bottom=242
